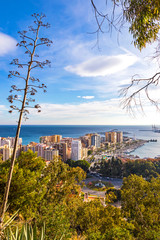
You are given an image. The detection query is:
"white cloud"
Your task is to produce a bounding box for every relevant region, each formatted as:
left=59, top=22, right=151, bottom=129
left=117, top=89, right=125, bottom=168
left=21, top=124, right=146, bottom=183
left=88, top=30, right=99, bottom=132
left=0, top=105, right=7, bottom=110
left=25, top=98, right=160, bottom=125
left=0, top=105, right=8, bottom=115
left=0, top=32, right=17, bottom=56
left=65, top=54, right=138, bottom=77
left=77, top=96, right=95, bottom=99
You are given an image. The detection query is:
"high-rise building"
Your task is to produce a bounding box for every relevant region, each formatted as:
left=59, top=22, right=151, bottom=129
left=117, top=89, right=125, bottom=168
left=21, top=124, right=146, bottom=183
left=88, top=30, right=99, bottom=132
left=0, top=137, right=22, bottom=148
left=57, top=135, right=62, bottom=143
left=37, top=143, right=46, bottom=158
left=61, top=137, right=73, bottom=148
left=22, top=142, right=38, bottom=153
left=105, top=131, right=123, bottom=144
left=91, top=134, right=101, bottom=148
left=85, top=133, right=94, bottom=146
left=81, top=147, right=88, bottom=159
left=3, top=145, right=13, bottom=161
left=105, top=132, right=117, bottom=144
left=71, top=140, right=82, bottom=161
left=40, top=135, right=62, bottom=144
left=116, top=132, right=123, bottom=143
left=44, top=148, right=59, bottom=161
left=80, top=136, right=91, bottom=147
left=54, top=142, right=68, bottom=162
left=1, top=139, right=11, bottom=148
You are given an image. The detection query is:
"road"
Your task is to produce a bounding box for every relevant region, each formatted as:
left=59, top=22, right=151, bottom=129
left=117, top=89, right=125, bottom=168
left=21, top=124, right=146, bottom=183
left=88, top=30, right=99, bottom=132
left=82, top=176, right=123, bottom=197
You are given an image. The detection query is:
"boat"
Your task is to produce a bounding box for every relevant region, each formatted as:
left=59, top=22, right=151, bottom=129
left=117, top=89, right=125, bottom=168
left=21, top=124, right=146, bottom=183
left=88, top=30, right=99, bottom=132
left=152, top=125, right=160, bottom=133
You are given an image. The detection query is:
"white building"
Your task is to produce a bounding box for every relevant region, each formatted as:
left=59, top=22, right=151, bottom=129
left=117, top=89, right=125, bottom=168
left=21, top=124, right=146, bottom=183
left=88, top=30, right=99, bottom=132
left=0, top=137, right=22, bottom=148
left=71, top=140, right=82, bottom=161
left=37, top=143, right=46, bottom=158
left=44, top=148, right=59, bottom=161
left=2, top=145, right=13, bottom=161
left=91, top=134, right=101, bottom=148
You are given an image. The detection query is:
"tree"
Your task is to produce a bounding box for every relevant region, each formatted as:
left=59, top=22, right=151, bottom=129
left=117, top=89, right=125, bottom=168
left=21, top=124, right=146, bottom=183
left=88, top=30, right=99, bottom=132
left=41, top=158, right=86, bottom=207
left=91, top=0, right=160, bottom=50
left=71, top=199, right=134, bottom=239
left=105, top=187, right=121, bottom=203
left=0, top=152, right=87, bottom=239
left=88, top=150, right=93, bottom=155
left=90, top=0, right=160, bottom=112
left=66, top=159, right=90, bottom=172
left=0, top=150, right=47, bottom=218
left=121, top=175, right=160, bottom=239
left=36, top=158, right=86, bottom=239
left=0, top=13, right=52, bottom=226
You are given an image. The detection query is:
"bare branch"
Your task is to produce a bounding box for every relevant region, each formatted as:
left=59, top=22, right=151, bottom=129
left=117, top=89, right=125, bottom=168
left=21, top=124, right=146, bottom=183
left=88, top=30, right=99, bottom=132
left=8, top=71, right=26, bottom=81
left=90, top=0, right=123, bottom=42
left=30, top=59, right=51, bottom=69
left=120, top=72, right=160, bottom=114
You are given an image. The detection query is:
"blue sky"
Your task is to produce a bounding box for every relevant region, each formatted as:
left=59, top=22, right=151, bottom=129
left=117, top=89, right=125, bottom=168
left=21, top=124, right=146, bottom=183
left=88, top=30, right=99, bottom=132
left=0, top=0, right=160, bottom=125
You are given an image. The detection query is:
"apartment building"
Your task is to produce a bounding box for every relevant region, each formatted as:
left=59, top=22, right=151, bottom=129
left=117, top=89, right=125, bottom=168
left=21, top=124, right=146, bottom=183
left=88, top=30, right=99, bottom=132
left=40, top=135, right=62, bottom=144
left=44, top=148, right=59, bottom=161
left=2, top=145, right=13, bottom=161
left=71, top=140, right=82, bottom=161
left=116, top=131, right=123, bottom=143
left=91, top=134, right=101, bottom=148
left=105, top=131, right=123, bottom=144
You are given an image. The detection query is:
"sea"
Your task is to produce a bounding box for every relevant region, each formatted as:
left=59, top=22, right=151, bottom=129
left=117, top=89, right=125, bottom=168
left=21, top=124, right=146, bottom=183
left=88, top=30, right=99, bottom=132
left=0, top=125, right=160, bottom=159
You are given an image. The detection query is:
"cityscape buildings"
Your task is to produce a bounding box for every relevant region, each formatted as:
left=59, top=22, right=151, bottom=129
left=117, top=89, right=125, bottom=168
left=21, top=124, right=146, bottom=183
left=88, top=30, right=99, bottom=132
left=105, top=131, right=123, bottom=144
left=0, top=131, right=123, bottom=162
left=0, top=137, right=22, bottom=161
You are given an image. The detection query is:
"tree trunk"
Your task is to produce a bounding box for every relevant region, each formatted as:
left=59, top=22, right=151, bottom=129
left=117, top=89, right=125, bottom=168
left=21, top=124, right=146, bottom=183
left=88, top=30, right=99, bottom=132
left=0, top=24, right=40, bottom=230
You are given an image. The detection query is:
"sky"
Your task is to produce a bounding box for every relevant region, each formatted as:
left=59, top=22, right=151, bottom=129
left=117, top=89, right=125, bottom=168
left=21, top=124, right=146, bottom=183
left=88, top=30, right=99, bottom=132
left=0, top=0, right=160, bottom=125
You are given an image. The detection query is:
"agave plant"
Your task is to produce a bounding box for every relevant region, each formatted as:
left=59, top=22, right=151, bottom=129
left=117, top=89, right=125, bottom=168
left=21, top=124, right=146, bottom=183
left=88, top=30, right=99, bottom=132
left=4, top=223, right=67, bottom=240
left=4, top=223, right=45, bottom=240
left=0, top=210, right=19, bottom=240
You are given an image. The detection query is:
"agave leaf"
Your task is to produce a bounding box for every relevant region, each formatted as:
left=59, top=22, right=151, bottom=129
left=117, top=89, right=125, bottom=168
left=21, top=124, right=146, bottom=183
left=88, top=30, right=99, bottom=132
left=9, top=226, right=16, bottom=240
left=19, top=225, right=24, bottom=240
left=40, top=223, right=45, bottom=240
left=59, top=232, right=65, bottom=240
left=2, top=210, right=19, bottom=230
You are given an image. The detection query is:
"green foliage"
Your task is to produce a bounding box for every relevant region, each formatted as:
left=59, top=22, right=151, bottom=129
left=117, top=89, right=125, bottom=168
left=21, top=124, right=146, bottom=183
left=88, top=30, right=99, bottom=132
left=0, top=150, right=46, bottom=218
left=36, top=158, right=86, bottom=239
left=123, top=159, right=160, bottom=179
left=106, top=188, right=121, bottom=203
left=104, top=226, right=135, bottom=240
left=4, top=223, right=45, bottom=240
left=0, top=151, right=86, bottom=222
left=71, top=200, right=134, bottom=239
left=87, top=150, right=92, bottom=155
left=0, top=210, right=19, bottom=239
left=37, top=204, right=72, bottom=240
left=93, top=157, right=160, bottom=179
left=66, top=159, right=90, bottom=172
left=121, top=175, right=160, bottom=239
left=123, top=0, right=160, bottom=50
left=93, top=157, right=123, bottom=177
left=42, top=158, right=85, bottom=204
left=2, top=150, right=160, bottom=239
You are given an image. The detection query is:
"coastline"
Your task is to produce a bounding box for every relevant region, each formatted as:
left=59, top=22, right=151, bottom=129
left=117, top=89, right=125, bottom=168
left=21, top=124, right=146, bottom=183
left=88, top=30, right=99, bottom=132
left=0, top=125, right=159, bottom=158
left=116, top=139, right=147, bottom=159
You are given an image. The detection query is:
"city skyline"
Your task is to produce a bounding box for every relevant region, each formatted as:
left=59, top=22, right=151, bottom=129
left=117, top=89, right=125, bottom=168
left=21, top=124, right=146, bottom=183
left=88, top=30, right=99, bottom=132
left=0, top=0, right=160, bottom=125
